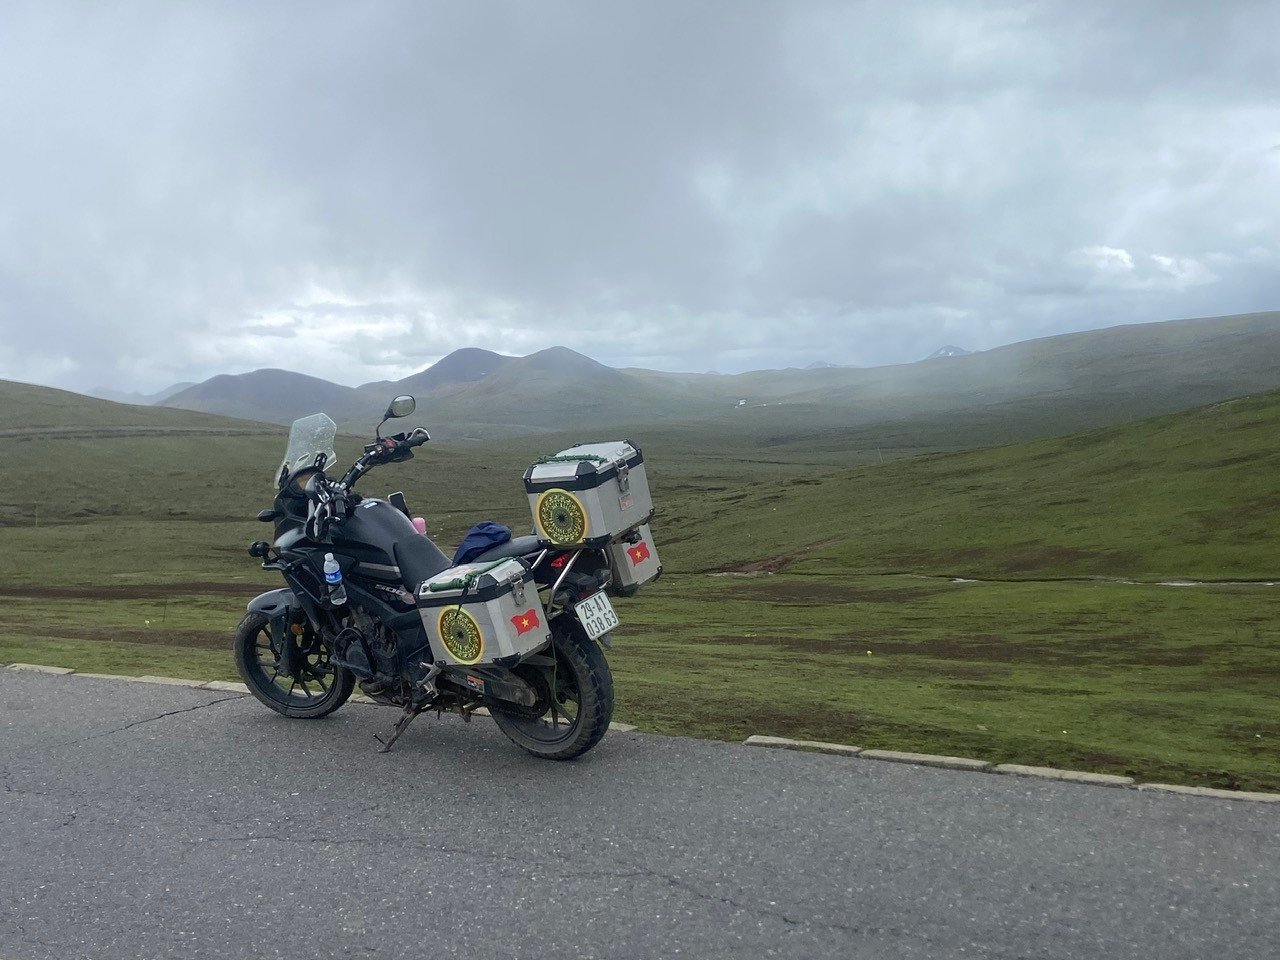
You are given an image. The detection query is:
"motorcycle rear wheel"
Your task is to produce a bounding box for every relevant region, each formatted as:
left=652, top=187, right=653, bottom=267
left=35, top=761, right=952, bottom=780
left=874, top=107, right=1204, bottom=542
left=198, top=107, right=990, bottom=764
left=487, top=625, right=614, bottom=760
left=234, top=611, right=354, bottom=719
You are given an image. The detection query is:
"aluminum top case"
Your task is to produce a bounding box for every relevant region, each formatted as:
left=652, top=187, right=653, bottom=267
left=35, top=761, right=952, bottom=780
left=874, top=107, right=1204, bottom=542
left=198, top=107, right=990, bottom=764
left=524, top=440, right=653, bottom=547
left=416, top=558, right=550, bottom=667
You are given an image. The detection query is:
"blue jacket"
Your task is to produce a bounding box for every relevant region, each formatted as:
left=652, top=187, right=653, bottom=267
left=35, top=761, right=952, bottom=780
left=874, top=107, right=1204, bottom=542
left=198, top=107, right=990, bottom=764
left=452, top=521, right=512, bottom=565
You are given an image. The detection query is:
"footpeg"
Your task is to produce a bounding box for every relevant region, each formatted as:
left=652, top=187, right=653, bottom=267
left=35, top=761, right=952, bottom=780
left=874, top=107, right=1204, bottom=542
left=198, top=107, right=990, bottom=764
left=417, top=660, right=443, bottom=697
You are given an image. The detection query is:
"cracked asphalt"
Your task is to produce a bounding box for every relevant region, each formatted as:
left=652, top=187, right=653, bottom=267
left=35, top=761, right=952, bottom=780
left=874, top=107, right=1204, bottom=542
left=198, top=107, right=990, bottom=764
left=1, top=671, right=1277, bottom=960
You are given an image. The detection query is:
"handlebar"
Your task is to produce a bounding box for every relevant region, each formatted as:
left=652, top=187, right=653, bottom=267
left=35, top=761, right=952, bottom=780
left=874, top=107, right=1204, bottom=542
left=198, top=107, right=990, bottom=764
left=338, top=427, right=430, bottom=488
left=298, top=428, right=430, bottom=539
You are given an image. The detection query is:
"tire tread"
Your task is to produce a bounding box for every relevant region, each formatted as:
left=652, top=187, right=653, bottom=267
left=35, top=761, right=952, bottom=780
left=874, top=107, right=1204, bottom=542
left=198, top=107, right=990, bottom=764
left=491, top=625, right=614, bottom=760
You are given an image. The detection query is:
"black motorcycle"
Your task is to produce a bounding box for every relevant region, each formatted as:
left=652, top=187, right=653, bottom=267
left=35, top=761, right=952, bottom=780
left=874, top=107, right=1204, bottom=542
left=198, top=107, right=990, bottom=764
left=234, top=395, right=623, bottom=759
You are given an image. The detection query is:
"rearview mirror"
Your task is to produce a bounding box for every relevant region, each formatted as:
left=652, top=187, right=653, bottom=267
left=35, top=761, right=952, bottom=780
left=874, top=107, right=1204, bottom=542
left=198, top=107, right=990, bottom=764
left=385, top=395, right=416, bottom=419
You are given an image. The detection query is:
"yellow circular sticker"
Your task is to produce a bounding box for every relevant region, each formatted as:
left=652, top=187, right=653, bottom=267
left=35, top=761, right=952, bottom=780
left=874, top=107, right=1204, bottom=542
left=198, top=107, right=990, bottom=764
left=437, top=608, right=485, bottom=664
left=535, top=488, right=589, bottom=544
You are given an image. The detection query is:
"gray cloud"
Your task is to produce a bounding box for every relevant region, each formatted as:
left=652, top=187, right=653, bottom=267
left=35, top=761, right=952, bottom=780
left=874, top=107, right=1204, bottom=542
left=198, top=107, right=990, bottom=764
left=1, top=0, right=1277, bottom=390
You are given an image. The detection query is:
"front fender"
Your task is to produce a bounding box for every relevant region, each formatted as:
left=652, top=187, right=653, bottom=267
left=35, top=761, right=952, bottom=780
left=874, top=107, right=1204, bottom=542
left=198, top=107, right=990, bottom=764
left=247, top=587, right=297, bottom=616
left=247, top=588, right=303, bottom=675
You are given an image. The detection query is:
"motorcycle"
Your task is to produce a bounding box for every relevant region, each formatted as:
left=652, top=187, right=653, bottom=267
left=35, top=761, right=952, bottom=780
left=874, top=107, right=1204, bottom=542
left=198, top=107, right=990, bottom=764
left=234, top=395, right=654, bottom=760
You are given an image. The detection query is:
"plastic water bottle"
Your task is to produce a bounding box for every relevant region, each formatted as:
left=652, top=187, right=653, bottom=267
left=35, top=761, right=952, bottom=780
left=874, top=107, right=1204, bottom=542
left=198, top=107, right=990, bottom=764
left=323, top=553, right=347, bottom=606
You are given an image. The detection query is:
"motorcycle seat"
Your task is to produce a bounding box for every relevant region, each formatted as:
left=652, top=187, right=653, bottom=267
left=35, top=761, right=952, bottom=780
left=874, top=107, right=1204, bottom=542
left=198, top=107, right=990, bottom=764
left=471, top=534, right=542, bottom=564
left=393, top=535, right=453, bottom=591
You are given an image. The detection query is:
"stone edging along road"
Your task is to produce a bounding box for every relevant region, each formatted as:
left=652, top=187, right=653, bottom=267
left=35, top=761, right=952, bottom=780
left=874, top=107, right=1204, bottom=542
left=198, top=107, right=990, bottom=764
left=741, top=736, right=1280, bottom=803
left=6, top=662, right=1278, bottom=805
left=1, top=662, right=639, bottom=734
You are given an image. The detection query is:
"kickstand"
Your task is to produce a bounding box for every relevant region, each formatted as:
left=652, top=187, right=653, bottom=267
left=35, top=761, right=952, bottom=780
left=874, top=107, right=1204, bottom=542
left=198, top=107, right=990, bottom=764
left=374, top=662, right=443, bottom=754
left=375, top=704, right=423, bottom=753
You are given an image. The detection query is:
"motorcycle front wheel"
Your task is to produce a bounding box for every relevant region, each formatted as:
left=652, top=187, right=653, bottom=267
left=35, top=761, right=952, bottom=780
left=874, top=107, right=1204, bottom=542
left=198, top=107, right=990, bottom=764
left=233, top=611, right=354, bottom=719
left=487, top=625, right=614, bottom=760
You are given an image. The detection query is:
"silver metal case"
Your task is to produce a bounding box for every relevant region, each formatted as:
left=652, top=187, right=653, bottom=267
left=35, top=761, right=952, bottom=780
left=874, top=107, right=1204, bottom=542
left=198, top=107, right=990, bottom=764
left=416, top=559, right=550, bottom=667
left=607, top=523, right=662, bottom=596
left=524, top=440, right=653, bottom=547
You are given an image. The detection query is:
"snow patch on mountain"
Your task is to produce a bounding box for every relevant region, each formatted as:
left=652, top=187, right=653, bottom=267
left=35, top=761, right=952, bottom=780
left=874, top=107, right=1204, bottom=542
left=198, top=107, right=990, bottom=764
left=922, top=345, right=972, bottom=360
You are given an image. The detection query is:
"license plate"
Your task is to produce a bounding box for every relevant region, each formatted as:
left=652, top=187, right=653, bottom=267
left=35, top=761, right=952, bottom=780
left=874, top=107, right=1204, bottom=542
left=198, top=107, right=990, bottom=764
left=575, top=591, right=620, bottom=640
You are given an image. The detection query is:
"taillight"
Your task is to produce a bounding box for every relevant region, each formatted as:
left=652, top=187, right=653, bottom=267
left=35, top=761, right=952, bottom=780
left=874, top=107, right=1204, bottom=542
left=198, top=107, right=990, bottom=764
left=549, top=553, right=569, bottom=569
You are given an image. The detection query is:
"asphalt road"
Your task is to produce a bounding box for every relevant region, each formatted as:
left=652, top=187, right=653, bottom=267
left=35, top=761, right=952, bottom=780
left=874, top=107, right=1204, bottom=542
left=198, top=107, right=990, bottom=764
left=1, top=671, right=1276, bottom=960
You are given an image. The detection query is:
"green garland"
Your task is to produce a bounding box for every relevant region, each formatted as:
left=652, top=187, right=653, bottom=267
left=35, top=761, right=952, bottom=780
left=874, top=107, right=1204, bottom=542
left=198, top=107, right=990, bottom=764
left=424, top=558, right=513, bottom=594
left=532, top=452, right=610, bottom=465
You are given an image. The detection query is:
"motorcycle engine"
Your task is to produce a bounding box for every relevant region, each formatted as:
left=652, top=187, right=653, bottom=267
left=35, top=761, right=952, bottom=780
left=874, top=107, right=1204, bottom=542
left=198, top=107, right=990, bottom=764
left=333, top=608, right=397, bottom=680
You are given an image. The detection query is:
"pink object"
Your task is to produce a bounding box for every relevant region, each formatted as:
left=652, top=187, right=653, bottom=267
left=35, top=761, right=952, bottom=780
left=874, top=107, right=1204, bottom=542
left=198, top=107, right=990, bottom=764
left=412, top=517, right=427, bottom=535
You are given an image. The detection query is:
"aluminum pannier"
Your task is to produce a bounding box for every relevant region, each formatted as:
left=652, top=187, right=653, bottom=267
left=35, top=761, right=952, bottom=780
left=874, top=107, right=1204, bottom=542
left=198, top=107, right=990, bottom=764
left=606, top=523, right=662, bottom=596
left=416, top=558, right=550, bottom=667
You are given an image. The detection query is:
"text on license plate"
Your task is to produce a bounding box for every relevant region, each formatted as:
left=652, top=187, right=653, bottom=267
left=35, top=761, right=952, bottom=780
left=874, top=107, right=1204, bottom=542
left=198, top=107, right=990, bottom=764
left=575, top=591, right=620, bottom=640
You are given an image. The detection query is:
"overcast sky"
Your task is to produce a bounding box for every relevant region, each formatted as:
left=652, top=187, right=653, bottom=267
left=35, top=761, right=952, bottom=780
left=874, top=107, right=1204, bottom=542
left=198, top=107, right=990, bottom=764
left=1, top=1, right=1277, bottom=392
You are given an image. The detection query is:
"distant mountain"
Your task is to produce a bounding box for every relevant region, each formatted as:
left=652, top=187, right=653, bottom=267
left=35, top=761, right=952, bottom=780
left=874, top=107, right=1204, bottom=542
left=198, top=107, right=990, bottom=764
left=805, top=361, right=853, bottom=370
left=152, top=313, right=1280, bottom=442
left=500, top=345, right=626, bottom=383
left=157, top=346, right=691, bottom=436
left=410, top=346, right=682, bottom=433
left=379, top=347, right=513, bottom=394
left=86, top=382, right=195, bottom=405
left=922, top=345, right=972, bottom=360
left=163, top=369, right=359, bottom=424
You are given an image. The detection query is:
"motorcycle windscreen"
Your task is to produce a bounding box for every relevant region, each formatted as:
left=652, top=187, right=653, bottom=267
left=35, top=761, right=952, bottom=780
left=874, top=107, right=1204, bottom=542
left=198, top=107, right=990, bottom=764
left=277, top=413, right=338, bottom=486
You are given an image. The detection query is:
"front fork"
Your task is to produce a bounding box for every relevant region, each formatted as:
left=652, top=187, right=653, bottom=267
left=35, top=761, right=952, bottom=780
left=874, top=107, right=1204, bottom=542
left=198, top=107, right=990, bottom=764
left=249, top=581, right=324, bottom=678
left=276, top=619, right=303, bottom=676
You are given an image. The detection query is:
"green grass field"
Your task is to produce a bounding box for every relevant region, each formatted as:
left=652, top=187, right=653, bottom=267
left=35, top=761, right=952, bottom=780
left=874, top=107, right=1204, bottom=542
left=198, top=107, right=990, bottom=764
left=0, top=378, right=1277, bottom=790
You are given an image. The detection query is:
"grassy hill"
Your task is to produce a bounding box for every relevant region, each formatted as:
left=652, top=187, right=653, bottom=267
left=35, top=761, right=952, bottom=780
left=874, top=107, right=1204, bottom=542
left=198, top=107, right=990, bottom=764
left=0, top=379, right=271, bottom=434
left=659, top=389, right=1280, bottom=581
left=686, top=310, right=1280, bottom=404
left=629, top=311, right=1280, bottom=457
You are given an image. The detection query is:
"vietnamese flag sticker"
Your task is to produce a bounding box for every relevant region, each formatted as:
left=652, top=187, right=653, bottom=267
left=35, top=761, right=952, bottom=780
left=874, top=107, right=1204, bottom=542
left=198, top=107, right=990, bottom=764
left=511, top=609, right=541, bottom=635
left=626, top=542, right=651, bottom=565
